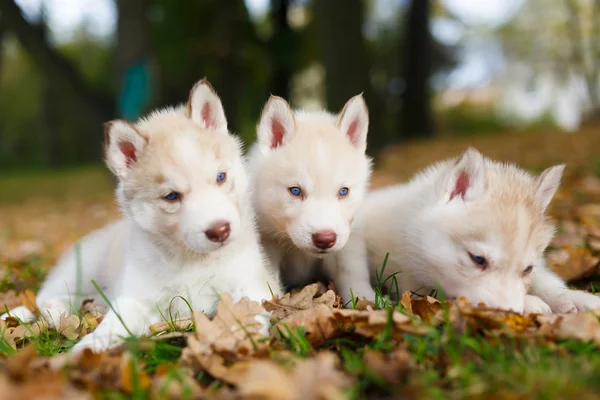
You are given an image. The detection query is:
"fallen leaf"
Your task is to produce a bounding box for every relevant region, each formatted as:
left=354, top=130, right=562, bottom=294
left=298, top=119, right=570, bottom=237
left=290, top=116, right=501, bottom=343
left=538, top=312, right=600, bottom=344
left=149, top=317, right=193, bottom=335
left=363, top=348, right=414, bottom=385
left=180, top=294, right=271, bottom=384
left=400, top=291, right=412, bottom=313
left=271, top=303, right=338, bottom=346
left=18, top=289, right=38, bottom=314
left=264, top=283, right=338, bottom=320
left=120, top=353, right=152, bottom=394
left=237, top=352, right=353, bottom=400
left=59, top=314, right=81, bottom=340
left=547, top=247, right=599, bottom=281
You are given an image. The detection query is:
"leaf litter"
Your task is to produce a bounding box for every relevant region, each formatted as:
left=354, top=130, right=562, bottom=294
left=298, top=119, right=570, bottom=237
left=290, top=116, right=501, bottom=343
left=1, top=172, right=600, bottom=398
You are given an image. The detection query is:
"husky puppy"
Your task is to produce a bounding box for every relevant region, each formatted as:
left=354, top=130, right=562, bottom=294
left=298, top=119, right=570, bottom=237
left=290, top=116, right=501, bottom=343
left=345, top=147, right=600, bottom=314
left=2, top=79, right=281, bottom=351
left=247, top=95, right=374, bottom=304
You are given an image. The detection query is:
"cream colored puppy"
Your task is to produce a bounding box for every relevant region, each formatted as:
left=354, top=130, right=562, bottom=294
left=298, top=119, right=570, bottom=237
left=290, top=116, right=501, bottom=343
left=345, top=148, right=600, bottom=314
left=2, top=79, right=281, bottom=352
left=247, top=95, right=374, bottom=304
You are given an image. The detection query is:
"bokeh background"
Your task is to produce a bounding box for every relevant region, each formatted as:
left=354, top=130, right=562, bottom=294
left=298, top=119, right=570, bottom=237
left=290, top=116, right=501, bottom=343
left=0, top=0, right=600, bottom=291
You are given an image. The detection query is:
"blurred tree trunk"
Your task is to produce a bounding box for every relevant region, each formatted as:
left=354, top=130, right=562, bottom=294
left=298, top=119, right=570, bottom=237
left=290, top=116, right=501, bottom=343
left=0, top=0, right=113, bottom=163
left=213, top=0, right=246, bottom=134
left=38, top=6, right=60, bottom=167
left=565, top=0, right=600, bottom=117
left=401, top=0, right=434, bottom=139
left=314, top=0, right=386, bottom=159
left=0, top=15, right=5, bottom=79
left=269, top=0, right=293, bottom=99
left=115, top=0, right=155, bottom=120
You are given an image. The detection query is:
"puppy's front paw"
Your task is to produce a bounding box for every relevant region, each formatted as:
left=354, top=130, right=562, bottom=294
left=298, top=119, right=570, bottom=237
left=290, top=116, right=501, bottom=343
left=39, top=299, right=71, bottom=328
left=523, top=295, right=552, bottom=315
left=340, top=284, right=376, bottom=308
left=547, top=290, right=600, bottom=313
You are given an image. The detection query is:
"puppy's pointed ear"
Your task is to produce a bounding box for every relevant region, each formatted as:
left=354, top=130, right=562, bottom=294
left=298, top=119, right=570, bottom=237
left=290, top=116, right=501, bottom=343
left=104, top=120, right=147, bottom=179
left=256, top=95, right=296, bottom=152
left=336, top=94, right=369, bottom=152
left=534, top=164, right=565, bottom=210
left=187, top=78, right=228, bottom=132
left=439, top=147, right=486, bottom=203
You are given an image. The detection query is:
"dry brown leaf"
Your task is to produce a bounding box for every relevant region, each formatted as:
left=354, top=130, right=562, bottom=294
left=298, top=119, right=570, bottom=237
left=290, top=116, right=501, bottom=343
left=551, top=231, right=585, bottom=248
left=149, top=317, right=193, bottom=335
left=264, top=283, right=338, bottom=320
left=59, top=314, right=81, bottom=340
left=547, top=247, right=599, bottom=281
left=180, top=294, right=270, bottom=385
left=445, top=297, right=533, bottom=335
left=150, top=366, right=203, bottom=400
left=79, top=299, right=108, bottom=317
left=410, top=296, right=444, bottom=323
left=237, top=352, right=353, bottom=400
left=0, top=290, right=23, bottom=312
left=181, top=334, right=256, bottom=386
left=538, top=312, right=600, bottom=344
left=363, top=348, right=414, bottom=385
left=3, top=320, right=49, bottom=349
left=18, top=289, right=38, bottom=314
left=333, top=308, right=428, bottom=338
left=400, top=291, right=413, bottom=313
left=120, top=353, right=152, bottom=394
left=576, top=204, right=600, bottom=220
left=271, top=303, right=339, bottom=346
left=194, top=293, right=269, bottom=357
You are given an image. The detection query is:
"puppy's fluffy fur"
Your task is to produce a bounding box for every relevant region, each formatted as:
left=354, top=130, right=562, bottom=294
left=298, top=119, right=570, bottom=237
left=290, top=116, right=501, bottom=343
left=247, top=95, right=374, bottom=304
left=2, top=79, right=281, bottom=351
left=343, top=147, right=600, bottom=314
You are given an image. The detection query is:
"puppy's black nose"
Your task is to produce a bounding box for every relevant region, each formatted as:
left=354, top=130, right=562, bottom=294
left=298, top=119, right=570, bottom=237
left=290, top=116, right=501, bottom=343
left=205, top=221, right=231, bottom=242
left=312, top=230, right=337, bottom=249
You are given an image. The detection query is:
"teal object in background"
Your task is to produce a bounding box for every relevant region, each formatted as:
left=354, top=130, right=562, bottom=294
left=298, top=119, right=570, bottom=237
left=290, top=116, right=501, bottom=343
left=118, top=61, right=153, bottom=120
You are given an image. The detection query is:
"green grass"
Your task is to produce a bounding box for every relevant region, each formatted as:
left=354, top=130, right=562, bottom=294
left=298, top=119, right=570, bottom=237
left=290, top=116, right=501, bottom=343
left=0, top=256, right=47, bottom=293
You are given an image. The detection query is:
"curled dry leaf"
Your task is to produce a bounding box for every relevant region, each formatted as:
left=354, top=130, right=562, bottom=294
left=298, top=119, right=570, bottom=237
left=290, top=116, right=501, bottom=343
left=237, top=351, right=353, bottom=400
left=2, top=320, right=49, bottom=349
left=537, top=312, right=600, bottom=345
left=17, top=289, right=38, bottom=315
left=148, top=317, right=193, bottom=335
left=547, top=247, right=599, bottom=281
left=401, top=292, right=446, bottom=324
left=271, top=303, right=338, bottom=346
left=180, top=293, right=270, bottom=385
left=363, top=348, right=414, bottom=385
left=333, top=308, right=429, bottom=338
left=59, top=314, right=81, bottom=341
left=264, top=282, right=339, bottom=320
left=120, top=353, right=152, bottom=394
left=444, top=297, right=533, bottom=335
left=79, top=299, right=108, bottom=317
left=150, top=365, right=203, bottom=400
left=195, top=293, right=270, bottom=357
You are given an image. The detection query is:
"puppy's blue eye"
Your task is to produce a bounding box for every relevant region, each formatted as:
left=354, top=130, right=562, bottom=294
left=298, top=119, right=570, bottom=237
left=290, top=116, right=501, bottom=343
left=164, top=192, right=180, bottom=201
left=338, top=187, right=349, bottom=197
left=216, top=172, right=227, bottom=183
left=289, top=186, right=302, bottom=197
left=469, top=252, right=487, bottom=267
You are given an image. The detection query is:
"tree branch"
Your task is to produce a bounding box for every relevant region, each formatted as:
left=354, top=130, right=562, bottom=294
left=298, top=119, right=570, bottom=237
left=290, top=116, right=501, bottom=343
left=0, top=0, right=114, bottom=126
